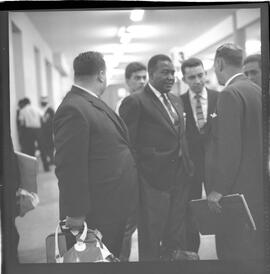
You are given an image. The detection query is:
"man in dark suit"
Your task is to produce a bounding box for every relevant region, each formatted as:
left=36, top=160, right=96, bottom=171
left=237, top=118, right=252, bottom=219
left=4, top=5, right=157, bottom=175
left=180, top=57, right=218, bottom=253
left=119, top=54, right=194, bottom=261
left=53, top=51, right=138, bottom=257
left=40, top=96, right=55, bottom=171
left=206, top=43, right=263, bottom=262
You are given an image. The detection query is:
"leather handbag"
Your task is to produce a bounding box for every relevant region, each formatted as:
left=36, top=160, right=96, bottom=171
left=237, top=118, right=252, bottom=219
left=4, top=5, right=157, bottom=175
left=46, top=221, right=119, bottom=263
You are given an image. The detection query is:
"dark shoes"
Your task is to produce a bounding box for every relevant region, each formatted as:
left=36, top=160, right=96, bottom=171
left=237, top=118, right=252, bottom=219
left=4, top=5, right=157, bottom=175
left=160, top=249, right=200, bottom=261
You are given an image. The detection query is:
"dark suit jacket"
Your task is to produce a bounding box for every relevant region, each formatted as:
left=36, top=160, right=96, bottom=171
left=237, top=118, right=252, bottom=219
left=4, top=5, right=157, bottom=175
left=119, top=84, right=193, bottom=191
left=205, top=75, right=263, bottom=226
left=181, top=89, right=219, bottom=180
left=53, top=86, right=138, bottom=225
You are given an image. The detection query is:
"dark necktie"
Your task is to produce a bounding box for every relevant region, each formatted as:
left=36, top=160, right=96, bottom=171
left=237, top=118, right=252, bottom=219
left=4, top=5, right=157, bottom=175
left=194, top=93, right=205, bottom=130
left=160, top=93, right=180, bottom=126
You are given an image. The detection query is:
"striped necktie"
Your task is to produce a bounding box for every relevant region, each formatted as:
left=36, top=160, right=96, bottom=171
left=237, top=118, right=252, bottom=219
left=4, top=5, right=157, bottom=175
left=161, top=93, right=180, bottom=126
left=194, top=93, right=205, bottom=130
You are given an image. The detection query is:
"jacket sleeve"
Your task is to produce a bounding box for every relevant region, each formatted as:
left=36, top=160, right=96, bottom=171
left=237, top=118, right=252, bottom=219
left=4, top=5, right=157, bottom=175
left=53, top=105, right=91, bottom=218
left=119, top=95, right=140, bottom=159
left=212, top=90, right=242, bottom=195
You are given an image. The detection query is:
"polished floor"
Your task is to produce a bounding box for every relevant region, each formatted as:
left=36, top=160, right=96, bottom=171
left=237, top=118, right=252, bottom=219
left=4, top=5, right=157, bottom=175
left=15, top=163, right=217, bottom=263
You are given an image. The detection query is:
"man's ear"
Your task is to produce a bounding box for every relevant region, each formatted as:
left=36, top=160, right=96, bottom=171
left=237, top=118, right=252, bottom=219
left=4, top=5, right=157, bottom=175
left=182, top=76, right=186, bottom=84
left=97, top=70, right=106, bottom=83
left=216, top=57, right=224, bottom=72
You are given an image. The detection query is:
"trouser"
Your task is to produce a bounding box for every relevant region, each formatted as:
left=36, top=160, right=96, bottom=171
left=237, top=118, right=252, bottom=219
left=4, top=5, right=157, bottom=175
left=20, top=128, right=40, bottom=156
left=39, top=133, right=54, bottom=171
left=215, top=206, right=264, bottom=272
left=186, top=170, right=203, bottom=253
left=138, top=176, right=189, bottom=261
left=119, top=210, right=137, bottom=261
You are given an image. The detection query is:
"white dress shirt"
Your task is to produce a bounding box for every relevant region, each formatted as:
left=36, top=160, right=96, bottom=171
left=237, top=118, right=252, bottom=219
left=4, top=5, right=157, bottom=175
left=225, top=73, right=244, bottom=87
left=148, top=83, right=176, bottom=123
left=188, top=87, right=208, bottom=127
left=73, top=84, right=99, bottom=98
left=19, top=104, right=41, bottom=128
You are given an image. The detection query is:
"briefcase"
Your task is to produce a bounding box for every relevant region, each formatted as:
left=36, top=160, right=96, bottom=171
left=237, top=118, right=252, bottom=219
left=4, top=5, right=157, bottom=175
left=46, top=221, right=119, bottom=263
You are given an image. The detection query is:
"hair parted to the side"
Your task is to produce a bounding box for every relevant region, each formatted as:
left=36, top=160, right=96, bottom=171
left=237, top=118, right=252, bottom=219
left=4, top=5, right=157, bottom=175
left=215, top=43, right=243, bottom=68
left=125, top=62, right=146, bottom=80
left=243, top=54, right=261, bottom=69
left=147, top=54, right=172, bottom=75
left=181, top=57, right=204, bottom=75
left=73, top=51, right=105, bottom=77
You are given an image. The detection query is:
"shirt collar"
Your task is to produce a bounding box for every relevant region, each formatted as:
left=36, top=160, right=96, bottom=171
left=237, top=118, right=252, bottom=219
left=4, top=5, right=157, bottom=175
left=148, top=83, right=165, bottom=99
left=73, top=83, right=99, bottom=98
left=189, top=87, right=208, bottom=100
left=225, top=73, right=244, bottom=87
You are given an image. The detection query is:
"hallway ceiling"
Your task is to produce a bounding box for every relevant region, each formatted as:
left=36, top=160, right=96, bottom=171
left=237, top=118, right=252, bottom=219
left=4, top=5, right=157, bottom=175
left=25, top=8, right=237, bottom=81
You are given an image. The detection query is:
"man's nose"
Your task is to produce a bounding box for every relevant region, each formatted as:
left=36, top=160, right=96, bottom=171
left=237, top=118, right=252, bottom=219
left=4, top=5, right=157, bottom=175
left=168, top=73, right=174, bottom=80
left=194, top=76, right=200, bottom=84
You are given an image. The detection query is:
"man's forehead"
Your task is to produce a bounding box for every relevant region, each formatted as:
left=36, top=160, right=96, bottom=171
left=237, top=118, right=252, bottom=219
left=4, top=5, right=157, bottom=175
left=184, top=65, right=204, bottom=75
left=132, top=70, right=147, bottom=76
left=157, top=60, right=174, bottom=69
left=243, top=61, right=260, bottom=70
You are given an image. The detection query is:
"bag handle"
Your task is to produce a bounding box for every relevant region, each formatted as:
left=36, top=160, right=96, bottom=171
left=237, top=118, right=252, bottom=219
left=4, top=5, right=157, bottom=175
left=55, top=222, right=63, bottom=263
left=54, top=220, right=88, bottom=263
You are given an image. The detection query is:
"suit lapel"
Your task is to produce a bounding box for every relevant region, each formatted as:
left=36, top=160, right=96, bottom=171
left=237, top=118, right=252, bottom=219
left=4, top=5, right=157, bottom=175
left=71, top=86, right=129, bottom=142
left=168, top=93, right=184, bottom=135
left=145, top=85, right=178, bottom=134
left=184, top=91, right=200, bottom=134
left=207, top=89, right=216, bottom=119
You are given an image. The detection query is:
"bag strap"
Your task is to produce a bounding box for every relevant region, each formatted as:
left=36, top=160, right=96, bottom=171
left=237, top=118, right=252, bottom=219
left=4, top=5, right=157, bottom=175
left=54, top=222, right=63, bottom=263
left=77, top=221, right=88, bottom=242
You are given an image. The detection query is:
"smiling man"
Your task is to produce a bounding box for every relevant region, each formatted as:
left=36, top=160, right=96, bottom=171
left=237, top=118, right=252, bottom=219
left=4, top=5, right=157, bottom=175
left=180, top=57, right=218, bottom=253
left=119, top=54, right=194, bottom=261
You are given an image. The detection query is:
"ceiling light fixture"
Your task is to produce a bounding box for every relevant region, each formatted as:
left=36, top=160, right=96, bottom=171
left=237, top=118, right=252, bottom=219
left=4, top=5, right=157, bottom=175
left=130, top=9, right=144, bottom=22
left=117, top=26, right=126, bottom=37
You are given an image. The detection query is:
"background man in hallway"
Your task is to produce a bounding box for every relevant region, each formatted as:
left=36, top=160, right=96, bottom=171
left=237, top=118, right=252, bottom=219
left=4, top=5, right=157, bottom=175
left=180, top=57, right=218, bottom=253
left=40, top=96, right=55, bottom=172
left=243, top=53, right=261, bottom=87
left=119, top=54, right=194, bottom=261
left=118, top=61, right=147, bottom=261
left=115, top=62, right=147, bottom=115
left=53, top=51, right=138, bottom=257
left=205, top=43, right=263, bottom=263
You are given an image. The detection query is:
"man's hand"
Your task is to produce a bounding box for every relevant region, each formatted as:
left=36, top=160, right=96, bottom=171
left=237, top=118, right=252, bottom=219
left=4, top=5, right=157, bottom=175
left=207, top=191, right=223, bottom=213
left=65, top=216, right=85, bottom=230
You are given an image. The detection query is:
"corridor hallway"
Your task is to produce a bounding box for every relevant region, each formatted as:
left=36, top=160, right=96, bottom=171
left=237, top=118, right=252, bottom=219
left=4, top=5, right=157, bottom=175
left=15, top=164, right=218, bottom=263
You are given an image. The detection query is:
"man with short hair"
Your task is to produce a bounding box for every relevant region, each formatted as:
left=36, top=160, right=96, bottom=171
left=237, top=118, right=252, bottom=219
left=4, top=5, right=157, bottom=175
left=115, top=62, right=147, bottom=114
left=53, top=51, right=138, bottom=257
left=206, top=43, right=263, bottom=262
left=118, top=62, right=147, bottom=261
left=243, top=54, right=261, bottom=87
left=180, top=57, right=218, bottom=253
left=119, top=54, right=194, bottom=261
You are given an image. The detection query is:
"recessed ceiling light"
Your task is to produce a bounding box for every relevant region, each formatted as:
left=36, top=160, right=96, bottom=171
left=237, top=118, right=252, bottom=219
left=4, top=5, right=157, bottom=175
left=130, top=9, right=144, bottom=22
